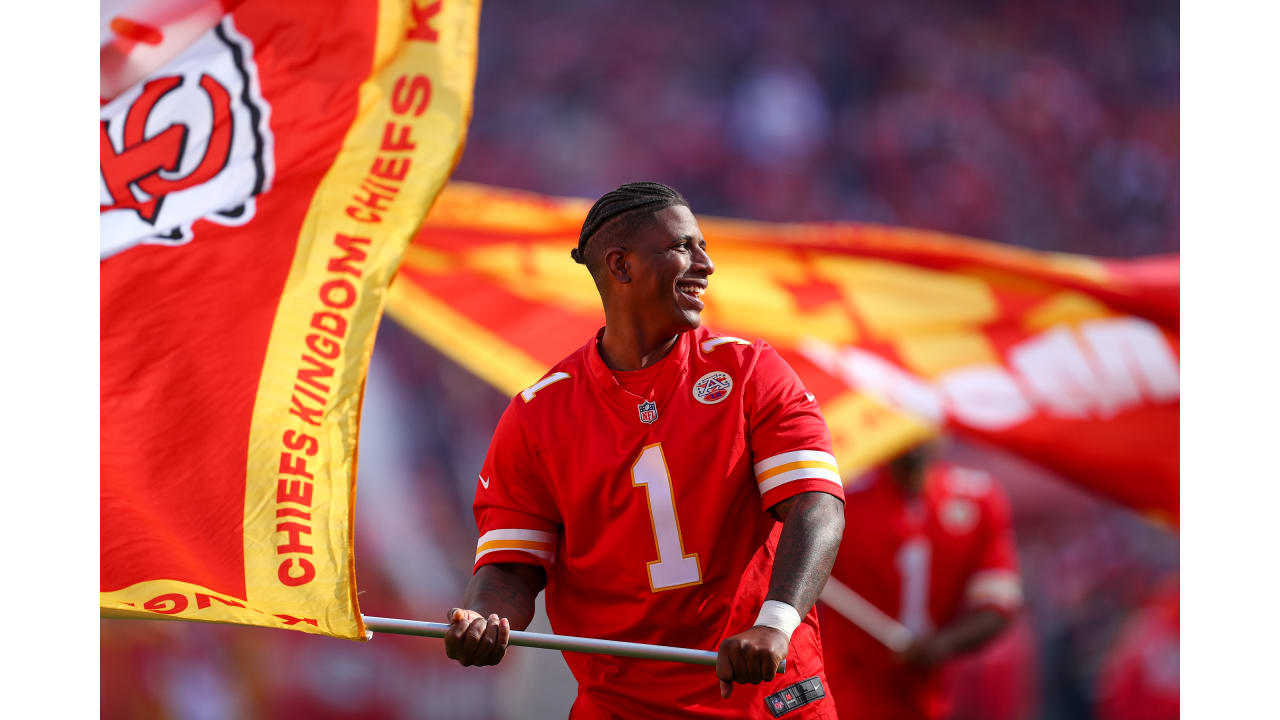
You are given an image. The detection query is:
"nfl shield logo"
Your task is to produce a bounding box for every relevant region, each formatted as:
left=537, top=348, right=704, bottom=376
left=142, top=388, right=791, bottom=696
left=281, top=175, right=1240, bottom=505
left=637, top=399, right=658, bottom=424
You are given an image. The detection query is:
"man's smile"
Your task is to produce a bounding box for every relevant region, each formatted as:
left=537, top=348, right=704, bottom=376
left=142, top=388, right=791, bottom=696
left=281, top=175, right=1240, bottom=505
left=676, top=278, right=707, bottom=310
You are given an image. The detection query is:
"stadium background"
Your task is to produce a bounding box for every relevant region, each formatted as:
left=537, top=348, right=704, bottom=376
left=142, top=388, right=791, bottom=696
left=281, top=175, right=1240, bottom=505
left=100, top=0, right=1180, bottom=718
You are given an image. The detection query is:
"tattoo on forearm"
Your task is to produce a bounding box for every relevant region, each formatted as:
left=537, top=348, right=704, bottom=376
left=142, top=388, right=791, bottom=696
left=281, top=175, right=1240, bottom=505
left=766, top=493, right=845, bottom=615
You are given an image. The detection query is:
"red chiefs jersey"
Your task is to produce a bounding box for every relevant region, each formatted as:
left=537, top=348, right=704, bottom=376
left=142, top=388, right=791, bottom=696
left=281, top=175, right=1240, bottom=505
left=473, top=326, right=845, bottom=719
left=820, top=465, right=1021, bottom=720
left=1096, top=577, right=1179, bottom=720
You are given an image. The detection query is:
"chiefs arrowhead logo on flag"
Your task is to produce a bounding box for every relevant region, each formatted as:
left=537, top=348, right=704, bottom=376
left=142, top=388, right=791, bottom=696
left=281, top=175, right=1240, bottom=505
left=100, top=17, right=273, bottom=257
left=101, top=0, right=481, bottom=640
left=387, top=183, right=1180, bottom=525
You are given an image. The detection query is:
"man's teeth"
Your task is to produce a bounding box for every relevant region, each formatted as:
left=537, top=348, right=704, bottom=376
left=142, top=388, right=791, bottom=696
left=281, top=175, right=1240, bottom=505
left=678, top=284, right=704, bottom=297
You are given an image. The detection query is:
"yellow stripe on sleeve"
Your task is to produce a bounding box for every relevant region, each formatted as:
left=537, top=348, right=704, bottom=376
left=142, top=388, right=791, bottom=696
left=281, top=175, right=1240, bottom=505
left=756, top=460, right=840, bottom=484
left=475, top=539, right=554, bottom=554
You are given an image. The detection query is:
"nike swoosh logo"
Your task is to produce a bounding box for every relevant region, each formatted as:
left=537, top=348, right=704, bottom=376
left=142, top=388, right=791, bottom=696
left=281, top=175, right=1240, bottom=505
left=479, top=475, right=490, bottom=489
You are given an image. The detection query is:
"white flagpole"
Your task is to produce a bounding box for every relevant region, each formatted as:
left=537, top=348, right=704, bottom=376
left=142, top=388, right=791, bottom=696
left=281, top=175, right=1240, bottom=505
left=362, top=615, right=785, bottom=671
left=818, top=577, right=915, bottom=653
left=101, top=612, right=784, bottom=670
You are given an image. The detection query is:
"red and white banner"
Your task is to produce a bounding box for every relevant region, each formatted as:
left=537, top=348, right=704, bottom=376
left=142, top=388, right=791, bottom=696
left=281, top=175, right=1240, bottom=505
left=101, top=0, right=481, bottom=639
left=388, top=183, right=1179, bottom=525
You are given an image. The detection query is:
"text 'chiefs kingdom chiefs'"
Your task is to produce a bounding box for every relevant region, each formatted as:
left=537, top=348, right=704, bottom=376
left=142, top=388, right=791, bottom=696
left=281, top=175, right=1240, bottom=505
left=274, top=60, right=439, bottom=588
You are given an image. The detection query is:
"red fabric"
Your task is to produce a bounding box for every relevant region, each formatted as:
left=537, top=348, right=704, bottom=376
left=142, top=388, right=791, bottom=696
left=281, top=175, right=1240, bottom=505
left=1095, top=581, right=1180, bottom=720
left=473, top=326, right=843, bottom=719
left=821, top=466, right=1020, bottom=720
left=100, top=0, right=376, bottom=599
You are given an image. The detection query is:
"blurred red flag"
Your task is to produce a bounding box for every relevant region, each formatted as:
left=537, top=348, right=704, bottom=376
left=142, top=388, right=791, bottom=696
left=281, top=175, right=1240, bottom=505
left=100, top=0, right=481, bottom=639
left=388, top=183, right=1179, bottom=525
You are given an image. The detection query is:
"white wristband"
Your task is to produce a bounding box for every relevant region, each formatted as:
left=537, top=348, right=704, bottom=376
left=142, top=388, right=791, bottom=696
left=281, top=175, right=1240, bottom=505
left=753, top=600, right=802, bottom=641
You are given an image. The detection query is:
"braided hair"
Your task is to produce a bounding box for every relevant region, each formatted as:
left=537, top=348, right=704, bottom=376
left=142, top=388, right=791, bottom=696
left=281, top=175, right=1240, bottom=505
left=571, top=182, right=690, bottom=270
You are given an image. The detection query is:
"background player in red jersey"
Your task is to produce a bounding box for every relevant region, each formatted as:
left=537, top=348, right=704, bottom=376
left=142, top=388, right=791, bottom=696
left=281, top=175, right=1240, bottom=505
left=442, top=182, right=847, bottom=718
left=820, top=439, right=1022, bottom=720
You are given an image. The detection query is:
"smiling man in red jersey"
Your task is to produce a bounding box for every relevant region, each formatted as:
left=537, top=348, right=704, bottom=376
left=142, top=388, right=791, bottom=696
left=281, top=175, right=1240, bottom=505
left=442, top=182, right=846, bottom=719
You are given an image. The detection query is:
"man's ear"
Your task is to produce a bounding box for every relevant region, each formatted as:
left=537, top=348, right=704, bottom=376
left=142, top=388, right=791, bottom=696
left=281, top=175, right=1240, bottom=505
left=603, top=246, right=630, bottom=284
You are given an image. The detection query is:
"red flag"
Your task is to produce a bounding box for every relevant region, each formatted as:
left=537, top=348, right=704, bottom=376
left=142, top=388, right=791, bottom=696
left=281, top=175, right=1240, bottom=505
left=100, top=0, right=481, bottom=639
left=388, top=183, right=1179, bottom=525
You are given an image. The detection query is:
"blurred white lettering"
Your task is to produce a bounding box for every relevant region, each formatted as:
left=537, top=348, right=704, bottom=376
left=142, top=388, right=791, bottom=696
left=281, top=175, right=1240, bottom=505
left=800, top=316, right=1178, bottom=430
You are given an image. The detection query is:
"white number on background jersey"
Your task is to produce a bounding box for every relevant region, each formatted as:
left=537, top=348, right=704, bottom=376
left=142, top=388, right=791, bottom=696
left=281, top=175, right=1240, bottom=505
left=895, top=537, right=935, bottom=635
left=631, top=443, right=703, bottom=591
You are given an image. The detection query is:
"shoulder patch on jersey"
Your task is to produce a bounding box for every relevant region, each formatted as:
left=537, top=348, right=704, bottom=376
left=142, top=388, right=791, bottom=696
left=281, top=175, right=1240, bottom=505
left=939, top=497, right=980, bottom=534
left=693, top=371, right=734, bottom=404
left=521, top=372, right=570, bottom=403
left=700, top=336, right=751, bottom=353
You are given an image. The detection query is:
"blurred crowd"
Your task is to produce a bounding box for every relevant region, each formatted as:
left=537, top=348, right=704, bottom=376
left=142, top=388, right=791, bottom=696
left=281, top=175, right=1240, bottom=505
left=455, top=0, right=1178, bottom=257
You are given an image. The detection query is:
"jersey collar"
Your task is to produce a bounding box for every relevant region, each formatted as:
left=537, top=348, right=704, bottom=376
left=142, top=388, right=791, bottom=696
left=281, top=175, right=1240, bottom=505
left=584, top=327, right=692, bottom=410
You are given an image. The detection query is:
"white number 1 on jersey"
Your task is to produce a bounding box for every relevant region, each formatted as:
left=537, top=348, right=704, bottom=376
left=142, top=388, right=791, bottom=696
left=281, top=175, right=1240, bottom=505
left=895, top=537, right=934, bottom=635
left=632, top=443, right=703, bottom=592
